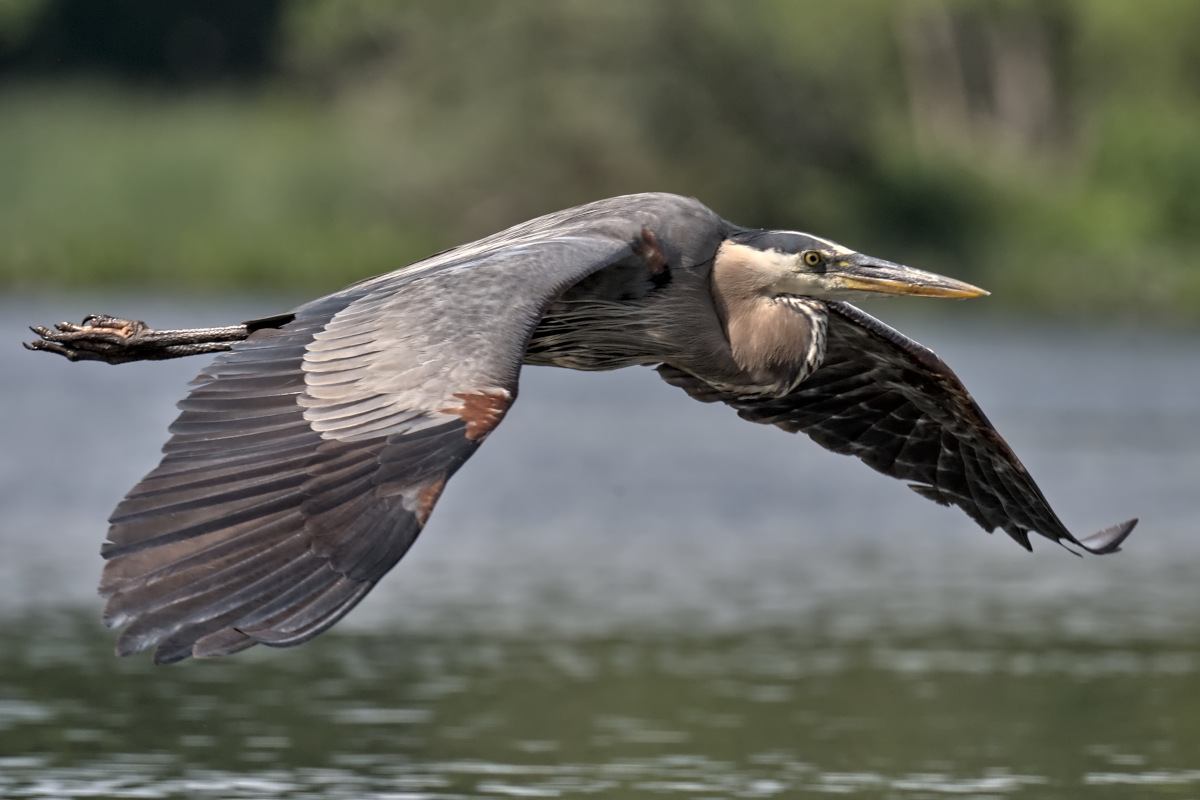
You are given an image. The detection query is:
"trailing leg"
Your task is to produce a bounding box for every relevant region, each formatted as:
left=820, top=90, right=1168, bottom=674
left=25, top=314, right=252, bottom=365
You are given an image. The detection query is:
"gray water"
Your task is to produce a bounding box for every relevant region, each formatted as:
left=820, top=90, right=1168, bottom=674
left=1, top=295, right=1198, bottom=798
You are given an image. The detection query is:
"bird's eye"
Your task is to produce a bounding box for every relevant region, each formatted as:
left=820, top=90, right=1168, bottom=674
left=803, top=251, right=822, bottom=267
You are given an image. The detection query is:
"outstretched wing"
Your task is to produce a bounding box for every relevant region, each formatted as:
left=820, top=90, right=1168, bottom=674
left=657, top=301, right=1136, bottom=554
left=101, top=193, right=724, bottom=664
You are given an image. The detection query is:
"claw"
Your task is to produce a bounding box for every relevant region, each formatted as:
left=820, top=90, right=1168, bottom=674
left=23, top=339, right=82, bottom=361
left=23, top=314, right=151, bottom=363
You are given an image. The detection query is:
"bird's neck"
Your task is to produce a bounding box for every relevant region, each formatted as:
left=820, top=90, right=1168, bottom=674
left=711, top=246, right=828, bottom=396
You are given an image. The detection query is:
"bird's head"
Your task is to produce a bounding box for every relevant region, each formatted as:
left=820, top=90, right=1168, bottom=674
left=723, top=230, right=988, bottom=301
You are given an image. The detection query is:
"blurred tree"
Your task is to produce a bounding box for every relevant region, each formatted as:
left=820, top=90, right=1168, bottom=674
left=0, top=0, right=45, bottom=48
left=894, top=1, right=1074, bottom=160
left=279, top=1, right=934, bottom=252
left=0, top=0, right=281, bottom=84
left=0, top=0, right=1197, bottom=316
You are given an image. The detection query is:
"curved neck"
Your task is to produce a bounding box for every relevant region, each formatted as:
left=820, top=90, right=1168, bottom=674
left=712, top=242, right=828, bottom=395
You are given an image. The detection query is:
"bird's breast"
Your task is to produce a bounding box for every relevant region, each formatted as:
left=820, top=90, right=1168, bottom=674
left=717, top=296, right=828, bottom=398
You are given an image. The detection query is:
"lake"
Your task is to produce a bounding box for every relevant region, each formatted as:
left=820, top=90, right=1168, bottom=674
left=1, top=295, right=1198, bottom=798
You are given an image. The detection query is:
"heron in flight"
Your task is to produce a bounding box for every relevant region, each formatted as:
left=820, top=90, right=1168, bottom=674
left=26, top=193, right=1136, bottom=663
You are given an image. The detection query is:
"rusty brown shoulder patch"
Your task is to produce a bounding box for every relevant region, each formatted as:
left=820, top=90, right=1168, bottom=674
left=634, top=227, right=668, bottom=278
left=444, top=390, right=512, bottom=441
left=414, top=475, right=447, bottom=527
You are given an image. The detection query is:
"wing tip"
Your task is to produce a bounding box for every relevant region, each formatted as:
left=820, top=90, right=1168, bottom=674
left=1076, top=517, right=1138, bottom=555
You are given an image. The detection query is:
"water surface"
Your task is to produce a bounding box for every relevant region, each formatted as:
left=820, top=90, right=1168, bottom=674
left=1, top=295, right=1198, bottom=798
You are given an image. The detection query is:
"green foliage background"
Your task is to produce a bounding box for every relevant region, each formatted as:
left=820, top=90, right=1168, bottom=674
left=2, top=0, right=1199, bottom=318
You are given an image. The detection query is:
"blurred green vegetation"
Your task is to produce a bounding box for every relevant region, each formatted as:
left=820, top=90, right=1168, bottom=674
left=1, top=0, right=1199, bottom=318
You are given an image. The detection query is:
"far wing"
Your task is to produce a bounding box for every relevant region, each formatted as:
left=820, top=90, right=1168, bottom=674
left=657, top=301, right=1135, bottom=554
left=101, top=199, right=707, bottom=664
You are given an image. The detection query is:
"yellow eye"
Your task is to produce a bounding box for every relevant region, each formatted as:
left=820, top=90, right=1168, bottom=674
left=803, top=251, right=822, bottom=267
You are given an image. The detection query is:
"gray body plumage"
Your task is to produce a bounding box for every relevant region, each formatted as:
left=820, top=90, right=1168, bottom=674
left=25, top=192, right=1137, bottom=663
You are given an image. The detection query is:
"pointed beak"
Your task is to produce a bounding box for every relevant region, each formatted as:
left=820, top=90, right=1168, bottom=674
left=832, top=253, right=989, bottom=299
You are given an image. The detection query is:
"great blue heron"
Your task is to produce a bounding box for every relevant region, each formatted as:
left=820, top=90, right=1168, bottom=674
left=26, top=192, right=1136, bottom=664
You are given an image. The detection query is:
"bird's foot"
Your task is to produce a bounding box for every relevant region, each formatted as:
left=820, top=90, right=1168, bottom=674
left=25, top=314, right=249, bottom=364
left=25, top=315, right=154, bottom=364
